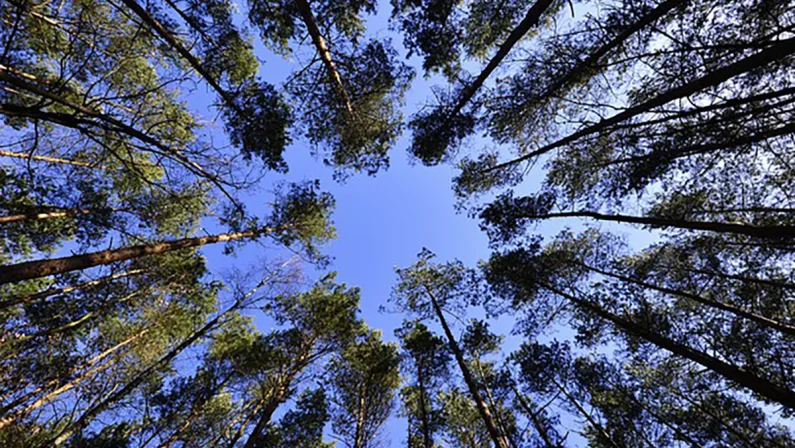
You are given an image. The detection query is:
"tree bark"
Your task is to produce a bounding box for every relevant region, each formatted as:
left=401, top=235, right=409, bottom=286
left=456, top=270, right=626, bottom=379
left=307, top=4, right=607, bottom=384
left=447, top=0, right=556, bottom=118
left=521, top=209, right=795, bottom=239
left=292, top=0, right=355, bottom=117
left=533, top=0, right=687, bottom=110
left=550, top=377, right=619, bottom=448
left=512, top=387, right=558, bottom=448
left=116, top=0, right=240, bottom=114
left=0, top=226, right=280, bottom=285
left=0, top=331, right=143, bottom=427
left=539, top=281, right=795, bottom=409
left=46, top=277, right=272, bottom=446
left=0, top=149, right=94, bottom=168
left=424, top=285, right=510, bottom=448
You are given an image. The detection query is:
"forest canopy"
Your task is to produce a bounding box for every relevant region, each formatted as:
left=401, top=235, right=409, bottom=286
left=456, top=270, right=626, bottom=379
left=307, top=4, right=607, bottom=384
left=1, top=0, right=794, bottom=447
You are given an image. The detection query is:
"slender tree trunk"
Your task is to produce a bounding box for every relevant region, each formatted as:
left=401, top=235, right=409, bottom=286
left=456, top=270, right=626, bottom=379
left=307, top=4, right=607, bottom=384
left=292, top=0, right=355, bottom=117
left=46, top=277, right=269, bottom=446
left=115, top=0, right=239, bottom=114
left=0, top=208, right=99, bottom=224
left=424, top=285, right=510, bottom=448
left=610, top=383, right=705, bottom=448
left=0, top=226, right=281, bottom=285
left=534, top=0, right=687, bottom=108
left=0, top=269, right=146, bottom=309
left=512, top=387, right=558, bottom=448
left=484, top=37, right=795, bottom=174
left=0, top=331, right=143, bottom=427
left=156, top=374, right=234, bottom=448
left=550, top=377, right=620, bottom=448
left=574, top=260, right=795, bottom=336
left=352, top=383, right=368, bottom=448
left=417, top=360, right=433, bottom=448
left=600, top=120, right=795, bottom=168
left=0, top=149, right=95, bottom=168
left=539, top=281, right=795, bottom=409
left=242, top=355, right=308, bottom=448
left=521, top=210, right=795, bottom=239
left=688, top=267, right=795, bottom=291
left=474, top=359, right=517, bottom=448
left=447, top=0, right=556, bottom=118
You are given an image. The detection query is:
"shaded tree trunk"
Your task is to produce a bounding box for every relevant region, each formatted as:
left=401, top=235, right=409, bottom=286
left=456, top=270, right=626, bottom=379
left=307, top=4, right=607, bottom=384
left=523, top=210, right=795, bottom=239
left=573, top=260, right=795, bottom=336
left=424, top=285, right=510, bottom=448
left=0, top=269, right=147, bottom=309
left=447, top=0, right=556, bottom=118
left=485, top=37, right=795, bottom=174
left=539, top=281, right=795, bottom=409
left=512, top=387, right=559, bottom=448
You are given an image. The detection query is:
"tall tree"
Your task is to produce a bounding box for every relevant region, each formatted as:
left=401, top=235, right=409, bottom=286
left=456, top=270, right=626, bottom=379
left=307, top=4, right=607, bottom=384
left=328, top=329, right=400, bottom=448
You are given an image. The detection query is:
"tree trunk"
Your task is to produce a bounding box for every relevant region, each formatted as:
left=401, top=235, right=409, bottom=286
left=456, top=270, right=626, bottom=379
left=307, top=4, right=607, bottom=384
left=539, top=281, right=795, bottom=409
left=292, top=0, right=355, bottom=117
left=0, top=208, right=99, bottom=224
left=574, top=260, right=795, bottom=336
left=512, top=387, right=558, bottom=448
left=523, top=210, right=795, bottom=239
left=550, top=377, right=620, bottom=448
left=116, top=0, right=240, bottom=114
left=417, top=360, right=433, bottom=448
left=242, top=357, right=308, bottom=448
left=352, top=383, right=368, bottom=448
left=424, top=285, right=510, bottom=448
left=484, top=37, right=795, bottom=174
left=534, top=0, right=687, bottom=108
left=0, top=269, right=146, bottom=309
left=447, top=0, right=556, bottom=118
left=46, top=277, right=269, bottom=446
left=0, top=331, right=143, bottom=427
left=0, top=149, right=94, bottom=168
left=0, top=226, right=280, bottom=285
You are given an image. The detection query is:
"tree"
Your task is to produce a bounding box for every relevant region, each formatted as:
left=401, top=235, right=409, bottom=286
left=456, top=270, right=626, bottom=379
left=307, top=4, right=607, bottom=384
left=392, top=250, right=512, bottom=448
left=328, top=329, right=400, bottom=448
left=396, top=320, right=450, bottom=448
left=246, top=0, right=414, bottom=177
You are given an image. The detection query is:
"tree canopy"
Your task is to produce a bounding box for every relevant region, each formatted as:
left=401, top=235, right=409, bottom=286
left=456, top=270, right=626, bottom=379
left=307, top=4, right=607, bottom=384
left=2, top=0, right=795, bottom=446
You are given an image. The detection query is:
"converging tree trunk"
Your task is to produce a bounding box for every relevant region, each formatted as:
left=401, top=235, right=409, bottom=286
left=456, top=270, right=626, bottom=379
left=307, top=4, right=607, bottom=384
left=424, top=285, right=511, bottom=448
left=0, top=227, right=281, bottom=285
left=539, top=282, right=795, bottom=409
